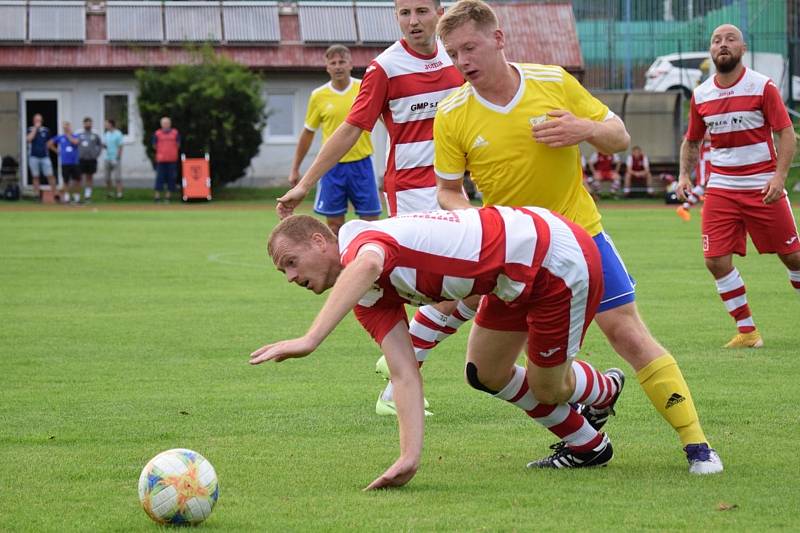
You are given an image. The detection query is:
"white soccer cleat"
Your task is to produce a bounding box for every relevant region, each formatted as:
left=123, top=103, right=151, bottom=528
left=685, top=443, right=723, bottom=475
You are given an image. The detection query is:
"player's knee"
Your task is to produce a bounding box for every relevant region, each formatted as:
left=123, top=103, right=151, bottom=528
left=779, top=251, right=800, bottom=270
left=465, top=362, right=499, bottom=395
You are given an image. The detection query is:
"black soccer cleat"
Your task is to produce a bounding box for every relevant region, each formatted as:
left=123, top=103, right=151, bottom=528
left=527, top=433, right=613, bottom=469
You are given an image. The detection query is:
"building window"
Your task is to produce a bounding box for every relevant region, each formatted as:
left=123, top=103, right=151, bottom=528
left=266, top=92, right=295, bottom=140
left=102, top=93, right=130, bottom=136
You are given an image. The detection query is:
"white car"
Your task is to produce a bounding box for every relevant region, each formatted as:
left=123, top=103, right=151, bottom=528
left=644, top=52, right=709, bottom=98
left=644, top=51, right=800, bottom=101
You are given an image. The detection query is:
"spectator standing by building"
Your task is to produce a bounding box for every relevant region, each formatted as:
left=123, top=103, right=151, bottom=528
left=623, top=145, right=654, bottom=197
left=47, top=121, right=81, bottom=204
left=103, top=119, right=125, bottom=199
left=26, top=113, right=56, bottom=200
left=152, top=117, right=181, bottom=203
left=289, top=44, right=382, bottom=235
left=677, top=23, right=799, bottom=348
left=77, top=117, right=103, bottom=203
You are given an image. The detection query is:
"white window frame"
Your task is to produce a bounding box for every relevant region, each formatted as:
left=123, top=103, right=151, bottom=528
left=100, top=91, right=136, bottom=142
left=264, top=90, right=297, bottom=144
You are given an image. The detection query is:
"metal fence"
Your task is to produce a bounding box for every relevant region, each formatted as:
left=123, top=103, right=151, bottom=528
left=566, top=0, right=793, bottom=91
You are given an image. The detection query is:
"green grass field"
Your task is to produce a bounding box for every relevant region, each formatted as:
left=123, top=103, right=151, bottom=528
left=1, top=198, right=799, bottom=531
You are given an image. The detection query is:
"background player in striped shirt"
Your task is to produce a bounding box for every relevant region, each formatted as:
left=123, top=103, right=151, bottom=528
left=276, top=0, right=476, bottom=417
left=251, top=208, right=624, bottom=488
left=289, top=45, right=382, bottom=236
left=677, top=24, right=800, bottom=348
left=433, top=0, right=721, bottom=474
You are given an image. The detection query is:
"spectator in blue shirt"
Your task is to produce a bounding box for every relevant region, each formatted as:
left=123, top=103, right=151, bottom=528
left=103, top=119, right=125, bottom=199
left=47, top=122, right=81, bottom=204
left=25, top=113, right=57, bottom=199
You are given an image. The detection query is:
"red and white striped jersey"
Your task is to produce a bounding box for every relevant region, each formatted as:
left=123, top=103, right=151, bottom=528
left=338, top=205, right=593, bottom=343
left=686, top=68, right=792, bottom=190
left=695, top=139, right=712, bottom=186
left=346, top=39, right=463, bottom=216
left=625, top=153, right=649, bottom=172
left=590, top=152, right=619, bottom=171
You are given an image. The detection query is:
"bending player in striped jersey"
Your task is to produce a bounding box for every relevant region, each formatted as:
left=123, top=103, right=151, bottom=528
left=251, top=208, right=624, bottom=489
left=276, top=0, right=475, bottom=417
left=678, top=24, right=800, bottom=348
left=676, top=133, right=711, bottom=221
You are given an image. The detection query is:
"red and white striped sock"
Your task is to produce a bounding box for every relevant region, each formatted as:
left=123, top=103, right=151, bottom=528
left=495, top=365, right=603, bottom=452
left=438, top=300, right=477, bottom=342
left=568, top=360, right=619, bottom=409
left=408, top=305, right=449, bottom=363
left=715, top=268, right=755, bottom=333
left=789, top=270, right=800, bottom=296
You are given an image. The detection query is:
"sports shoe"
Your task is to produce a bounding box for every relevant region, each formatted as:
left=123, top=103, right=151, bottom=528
left=376, top=394, right=432, bottom=417
left=527, top=434, right=613, bottom=469
left=723, top=330, right=763, bottom=349
left=583, top=368, right=625, bottom=432
left=375, top=355, right=391, bottom=380
left=676, top=206, right=691, bottom=221
left=685, top=443, right=723, bottom=474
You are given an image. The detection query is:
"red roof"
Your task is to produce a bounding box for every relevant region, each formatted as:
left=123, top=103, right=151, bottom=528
left=0, top=3, right=583, bottom=73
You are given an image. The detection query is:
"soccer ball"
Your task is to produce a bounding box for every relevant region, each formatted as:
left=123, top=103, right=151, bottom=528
left=137, top=448, right=219, bottom=525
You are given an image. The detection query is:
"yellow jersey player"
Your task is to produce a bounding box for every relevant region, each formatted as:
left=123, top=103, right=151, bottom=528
left=433, top=0, right=722, bottom=474
left=289, top=44, right=382, bottom=234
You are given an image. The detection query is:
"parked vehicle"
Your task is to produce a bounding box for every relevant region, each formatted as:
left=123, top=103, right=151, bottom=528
left=644, top=51, right=800, bottom=101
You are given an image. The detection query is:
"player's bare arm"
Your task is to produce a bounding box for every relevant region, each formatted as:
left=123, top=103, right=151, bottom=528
left=365, top=321, right=425, bottom=491
left=288, top=129, right=316, bottom=186
left=249, top=249, right=384, bottom=364
left=762, top=126, right=797, bottom=204
left=436, top=176, right=472, bottom=210
left=532, top=111, right=629, bottom=153
left=277, top=122, right=364, bottom=219
left=677, top=138, right=701, bottom=201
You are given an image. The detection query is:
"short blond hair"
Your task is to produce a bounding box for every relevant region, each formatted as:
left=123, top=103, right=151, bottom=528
left=267, top=215, right=336, bottom=259
left=437, top=0, right=498, bottom=41
left=324, top=44, right=351, bottom=60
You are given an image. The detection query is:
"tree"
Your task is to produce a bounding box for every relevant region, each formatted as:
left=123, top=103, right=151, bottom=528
left=136, top=46, right=266, bottom=187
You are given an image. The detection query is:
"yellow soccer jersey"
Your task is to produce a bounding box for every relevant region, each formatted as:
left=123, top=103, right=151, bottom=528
left=305, top=78, right=373, bottom=163
left=434, top=63, right=612, bottom=236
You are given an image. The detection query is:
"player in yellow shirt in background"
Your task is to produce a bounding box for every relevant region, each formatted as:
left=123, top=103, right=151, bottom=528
left=289, top=45, right=382, bottom=234
left=433, top=0, right=722, bottom=474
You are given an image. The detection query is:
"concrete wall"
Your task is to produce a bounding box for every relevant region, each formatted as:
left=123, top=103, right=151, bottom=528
left=0, top=71, right=387, bottom=189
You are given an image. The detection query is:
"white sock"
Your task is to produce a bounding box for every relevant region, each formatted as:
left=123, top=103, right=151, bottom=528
left=789, top=270, right=800, bottom=295
left=72, top=193, right=81, bottom=202
left=84, top=187, right=92, bottom=199
left=381, top=381, right=394, bottom=402
left=438, top=300, right=477, bottom=341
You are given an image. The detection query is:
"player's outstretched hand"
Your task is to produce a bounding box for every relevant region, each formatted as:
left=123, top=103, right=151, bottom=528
left=364, top=457, right=418, bottom=491
left=249, top=337, right=317, bottom=364
left=675, top=175, right=693, bottom=202
left=531, top=109, right=591, bottom=148
left=761, top=175, right=785, bottom=204
left=276, top=186, right=308, bottom=220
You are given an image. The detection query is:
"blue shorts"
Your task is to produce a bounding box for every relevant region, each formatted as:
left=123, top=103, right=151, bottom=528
left=314, top=156, right=382, bottom=217
left=29, top=155, right=53, bottom=178
left=155, top=162, right=178, bottom=192
left=593, top=231, right=636, bottom=312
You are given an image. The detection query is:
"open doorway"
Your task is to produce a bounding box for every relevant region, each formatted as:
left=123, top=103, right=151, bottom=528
left=21, top=93, right=63, bottom=190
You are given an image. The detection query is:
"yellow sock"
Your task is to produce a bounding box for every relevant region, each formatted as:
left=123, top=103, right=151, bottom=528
left=637, top=353, right=707, bottom=447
